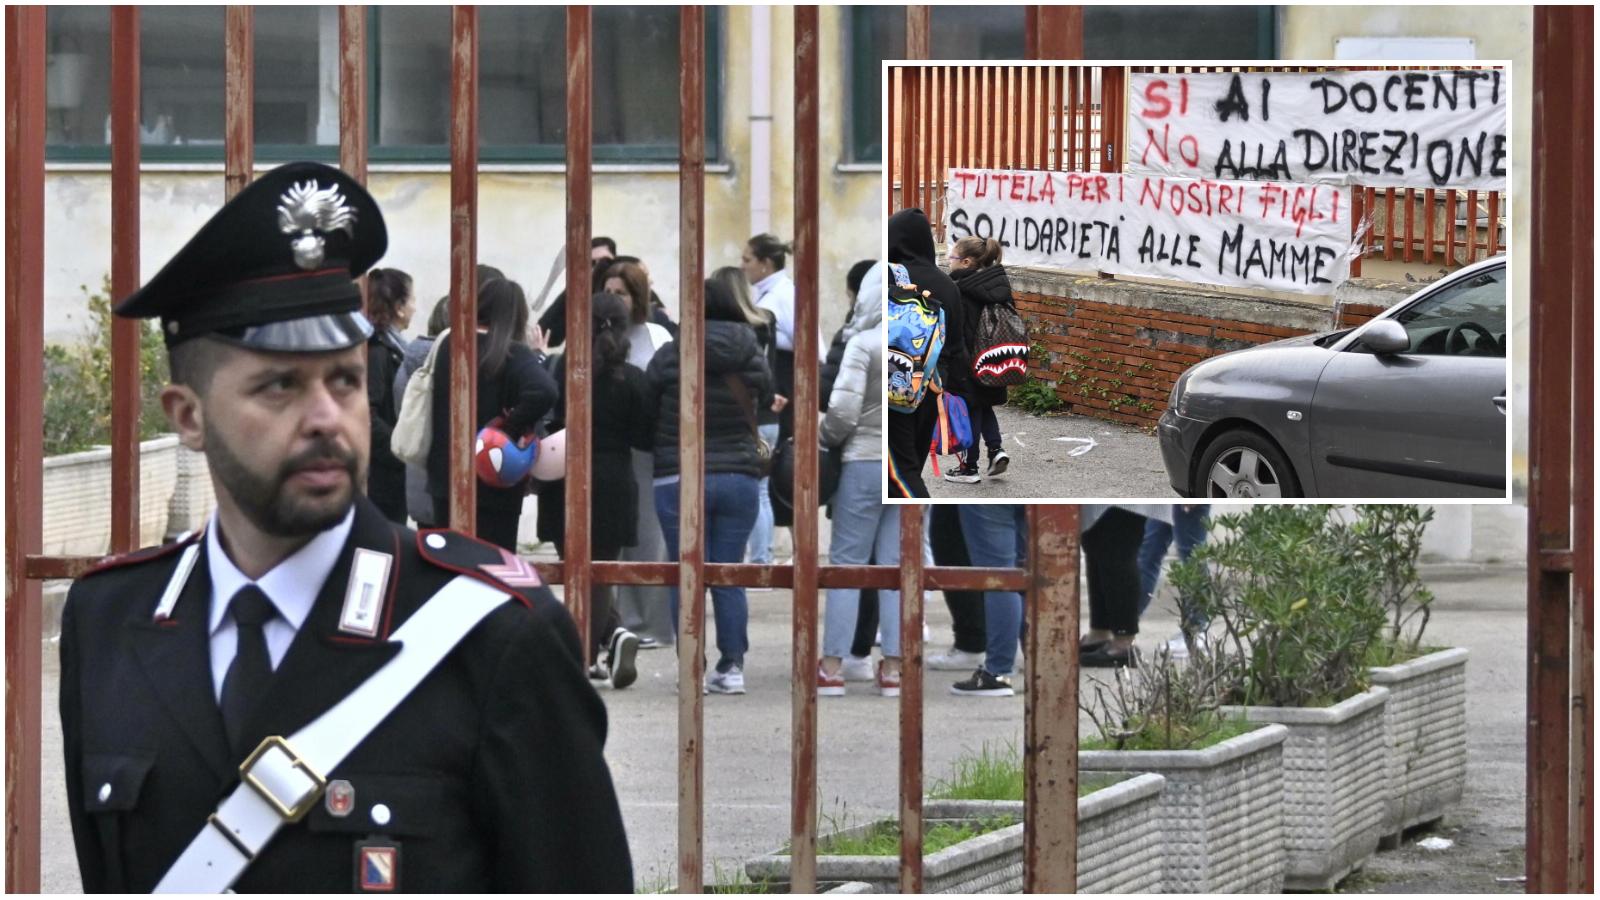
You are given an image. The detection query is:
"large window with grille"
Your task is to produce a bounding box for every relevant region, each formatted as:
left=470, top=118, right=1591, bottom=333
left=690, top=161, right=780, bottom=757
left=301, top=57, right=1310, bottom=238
left=44, top=6, right=724, bottom=164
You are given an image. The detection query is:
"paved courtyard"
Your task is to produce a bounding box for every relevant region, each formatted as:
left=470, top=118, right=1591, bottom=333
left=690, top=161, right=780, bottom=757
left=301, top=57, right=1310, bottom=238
left=36, top=564, right=1525, bottom=892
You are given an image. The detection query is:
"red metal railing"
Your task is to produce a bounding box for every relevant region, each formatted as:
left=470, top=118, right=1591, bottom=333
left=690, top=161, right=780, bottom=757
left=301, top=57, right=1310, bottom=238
left=5, top=5, right=1589, bottom=895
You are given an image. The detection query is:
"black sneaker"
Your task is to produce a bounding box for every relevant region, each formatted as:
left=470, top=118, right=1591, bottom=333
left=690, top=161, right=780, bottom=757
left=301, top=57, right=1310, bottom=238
left=950, top=668, right=1015, bottom=697
left=607, top=629, right=641, bottom=690
left=987, top=450, right=1010, bottom=478
left=944, top=463, right=982, bottom=484
left=1081, top=645, right=1140, bottom=668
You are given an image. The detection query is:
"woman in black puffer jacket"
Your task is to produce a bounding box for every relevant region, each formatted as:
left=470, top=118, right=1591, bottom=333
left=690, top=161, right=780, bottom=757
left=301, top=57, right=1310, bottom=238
left=646, top=278, right=774, bottom=694
left=945, top=235, right=1015, bottom=483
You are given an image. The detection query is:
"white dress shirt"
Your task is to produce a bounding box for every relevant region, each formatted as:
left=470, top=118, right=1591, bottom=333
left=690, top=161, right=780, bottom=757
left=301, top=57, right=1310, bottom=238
left=754, top=269, right=825, bottom=361
left=206, top=506, right=355, bottom=702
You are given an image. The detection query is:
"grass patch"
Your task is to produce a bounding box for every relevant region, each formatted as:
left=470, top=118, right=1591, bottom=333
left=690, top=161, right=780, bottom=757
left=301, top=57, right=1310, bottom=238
left=1365, top=641, right=1451, bottom=668
left=818, top=817, right=1018, bottom=857
left=928, top=739, right=1025, bottom=801
left=1011, top=377, right=1064, bottom=415
left=1080, top=714, right=1259, bottom=752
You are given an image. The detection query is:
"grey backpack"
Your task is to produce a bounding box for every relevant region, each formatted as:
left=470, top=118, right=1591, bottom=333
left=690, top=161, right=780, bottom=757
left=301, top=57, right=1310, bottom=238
left=971, top=303, right=1029, bottom=387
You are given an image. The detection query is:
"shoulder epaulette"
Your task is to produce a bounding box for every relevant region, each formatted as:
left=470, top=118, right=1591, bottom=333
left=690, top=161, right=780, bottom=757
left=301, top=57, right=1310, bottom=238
left=80, top=530, right=203, bottom=579
left=415, top=529, right=543, bottom=608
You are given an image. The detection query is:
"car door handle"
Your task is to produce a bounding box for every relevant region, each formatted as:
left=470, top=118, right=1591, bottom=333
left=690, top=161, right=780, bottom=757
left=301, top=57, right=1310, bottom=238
left=1492, top=394, right=1506, bottom=415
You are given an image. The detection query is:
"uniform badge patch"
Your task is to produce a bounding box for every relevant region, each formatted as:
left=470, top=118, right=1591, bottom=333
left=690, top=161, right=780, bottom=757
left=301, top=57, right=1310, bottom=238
left=480, top=548, right=542, bottom=588
left=325, top=779, right=355, bottom=818
left=339, top=548, right=393, bottom=638
left=355, top=839, right=400, bottom=892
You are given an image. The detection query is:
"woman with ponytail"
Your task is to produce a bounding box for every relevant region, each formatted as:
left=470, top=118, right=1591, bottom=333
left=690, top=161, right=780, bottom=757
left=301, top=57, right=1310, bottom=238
left=945, top=235, right=1015, bottom=484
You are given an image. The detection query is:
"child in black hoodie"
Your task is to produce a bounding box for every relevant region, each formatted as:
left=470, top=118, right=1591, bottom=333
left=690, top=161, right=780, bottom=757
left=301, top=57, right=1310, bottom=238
left=886, top=208, right=965, bottom=497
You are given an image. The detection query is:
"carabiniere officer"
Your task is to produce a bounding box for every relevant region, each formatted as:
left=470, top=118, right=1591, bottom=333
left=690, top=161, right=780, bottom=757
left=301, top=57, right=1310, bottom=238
left=59, top=162, right=633, bottom=892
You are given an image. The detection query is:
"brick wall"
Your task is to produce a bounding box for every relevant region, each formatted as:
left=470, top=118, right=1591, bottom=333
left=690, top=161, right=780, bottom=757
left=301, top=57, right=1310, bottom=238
left=1003, top=267, right=1408, bottom=428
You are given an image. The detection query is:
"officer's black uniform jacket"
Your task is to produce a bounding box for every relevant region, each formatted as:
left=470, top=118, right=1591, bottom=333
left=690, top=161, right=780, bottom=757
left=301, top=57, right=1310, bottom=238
left=60, top=495, right=634, bottom=892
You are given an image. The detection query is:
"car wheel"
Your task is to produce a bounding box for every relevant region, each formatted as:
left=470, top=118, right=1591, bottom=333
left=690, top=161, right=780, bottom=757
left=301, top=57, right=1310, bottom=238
left=1195, top=428, right=1302, bottom=499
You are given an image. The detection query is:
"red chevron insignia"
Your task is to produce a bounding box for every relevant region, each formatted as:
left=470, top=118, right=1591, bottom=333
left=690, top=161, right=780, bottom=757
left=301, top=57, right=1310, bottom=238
left=481, top=548, right=542, bottom=588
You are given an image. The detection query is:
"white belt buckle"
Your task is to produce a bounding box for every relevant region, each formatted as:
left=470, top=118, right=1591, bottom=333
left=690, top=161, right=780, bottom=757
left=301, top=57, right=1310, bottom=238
left=239, top=736, right=326, bottom=823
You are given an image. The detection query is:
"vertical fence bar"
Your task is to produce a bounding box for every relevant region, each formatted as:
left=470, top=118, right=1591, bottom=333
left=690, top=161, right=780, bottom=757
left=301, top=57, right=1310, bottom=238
left=1444, top=189, right=1457, bottom=264
left=789, top=6, right=823, bottom=894
left=906, top=6, right=928, bottom=216
left=224, top=6, right=254, bottom=200
left=337, top=6, right=368, bottom=313
left=1528, top=6, right=1576, bottom=890
left=1402, top=188, right=1415, bottom=263
left=1067, top=66, right=1078, bottom=170
left=339, top=7, right=368, bottom=185
left=1423, top=188, right=1436, bottom=264
left=887, top=67, right=896, bottom=214
left=676, top=6, right=707, bottom=891
left=448, top=6, right=479, bottom=533
left=564, top=6, right=594, bottom=663
left=1487, top=191, right=1500, bottom=258
left=1053, top=66, right=1064, bottom=170
left=4, top=8, right=46, bottom=892
left=917, top=61, right=929, bottom=214
left=900, top=67, right=917, bottom=210
left=1351, top=187, right=1364, bottom=277
left=110, top=6, right=142, bottom=554
left=1036, top=5, right=1085, bottom=60
left=1572, top=29, right=1595, bottom=877
left=1024, top=505, right=1081, bottom=892
left=931, top=66, right=942, bottom=240
left=897, top=506, right=926, bottom=893
left=1465, top=189, right=1479, bottom=264
left=673, top=0, right=708, bottom=870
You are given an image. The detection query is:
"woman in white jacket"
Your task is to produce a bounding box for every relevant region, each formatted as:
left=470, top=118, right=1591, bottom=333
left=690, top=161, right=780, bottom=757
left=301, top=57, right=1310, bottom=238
left=815, top=263, right=901, bottom=698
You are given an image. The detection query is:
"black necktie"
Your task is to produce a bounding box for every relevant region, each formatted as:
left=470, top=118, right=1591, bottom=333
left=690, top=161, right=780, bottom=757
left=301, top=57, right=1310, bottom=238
left=220, top=585, right=279, bottom=757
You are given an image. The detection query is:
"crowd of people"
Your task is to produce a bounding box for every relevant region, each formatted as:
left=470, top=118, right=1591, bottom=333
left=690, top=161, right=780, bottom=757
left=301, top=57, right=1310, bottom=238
left=364, top=209, right=1213, bottom=700
left=368, top=233, right=887, bottom=698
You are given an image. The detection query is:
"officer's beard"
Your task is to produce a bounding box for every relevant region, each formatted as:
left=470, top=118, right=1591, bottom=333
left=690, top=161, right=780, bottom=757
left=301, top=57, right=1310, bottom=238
left=205, top=422, right=364, bottom=538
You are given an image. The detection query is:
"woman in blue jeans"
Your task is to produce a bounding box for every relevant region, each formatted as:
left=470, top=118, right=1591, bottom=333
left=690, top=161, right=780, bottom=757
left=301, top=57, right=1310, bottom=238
left=951, top=504, right=1029, bottom=696
left=816, top=263, right=903, bottom=697
left=646, top=278, right=774, bottom=694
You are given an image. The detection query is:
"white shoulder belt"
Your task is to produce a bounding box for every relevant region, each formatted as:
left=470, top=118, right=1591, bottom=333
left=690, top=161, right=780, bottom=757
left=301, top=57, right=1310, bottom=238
left=154, top=575, right=510, bottom=893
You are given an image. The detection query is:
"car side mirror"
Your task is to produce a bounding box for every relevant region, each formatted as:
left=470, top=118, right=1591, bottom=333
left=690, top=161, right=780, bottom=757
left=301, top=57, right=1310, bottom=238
left=1360, top=319, right=1410, bottom=355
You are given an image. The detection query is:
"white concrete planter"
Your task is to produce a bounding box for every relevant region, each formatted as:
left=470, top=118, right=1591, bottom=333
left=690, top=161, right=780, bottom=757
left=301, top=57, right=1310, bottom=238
left=1224, top=686, right=1389, bottom=891
left=1080, top=722, right=1289, bottom=892
left=1368, top=647, right=1469, bottom=842
left=41, top=435, right=179, bottom=556
left=166, top=442, right=215, bottom=536
left=750, top=773, right=1166, bottom=893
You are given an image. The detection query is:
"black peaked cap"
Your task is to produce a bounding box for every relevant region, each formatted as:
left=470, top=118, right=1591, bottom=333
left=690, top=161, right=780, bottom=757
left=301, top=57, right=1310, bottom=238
left=114, top=162, right=387, bottom=352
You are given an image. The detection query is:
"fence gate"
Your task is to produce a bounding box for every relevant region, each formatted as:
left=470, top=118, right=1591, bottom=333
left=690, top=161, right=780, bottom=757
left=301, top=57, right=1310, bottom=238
left=4, top=5, right=1090, bottom=893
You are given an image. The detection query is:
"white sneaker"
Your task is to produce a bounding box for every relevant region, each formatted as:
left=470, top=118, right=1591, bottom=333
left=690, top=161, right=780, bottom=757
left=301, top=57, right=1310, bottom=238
left=927, top=647, right=984, bottom=671
left=840, top=655, right=875, bottom=681
left=705, top=665, right=746, bottom=695
left=1164, top=633, right=1190, bottom=661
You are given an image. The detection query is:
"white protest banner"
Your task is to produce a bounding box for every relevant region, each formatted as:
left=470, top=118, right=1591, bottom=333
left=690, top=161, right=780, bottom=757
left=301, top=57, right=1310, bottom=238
left=944, top=167, right=1357, bottom=295
left=1127, top=69, right=1508, bottom=191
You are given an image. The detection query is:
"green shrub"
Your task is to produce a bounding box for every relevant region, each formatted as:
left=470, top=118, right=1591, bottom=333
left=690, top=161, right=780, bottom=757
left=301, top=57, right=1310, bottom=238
left=1167, top=506, right=1387, bottom=708
left=43, top=276, right=170, bottom=456
left=1350, top=505, right=1438, bottom=665
left=1011, top=377, right=1063, bottom=415
left=1081, top=641, right=1254, bottom=751
left=817, top=817, right=1018, bottom=857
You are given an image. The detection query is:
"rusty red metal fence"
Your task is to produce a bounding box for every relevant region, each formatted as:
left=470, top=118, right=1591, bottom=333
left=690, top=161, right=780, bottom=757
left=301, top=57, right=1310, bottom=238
left=890, top=62, right=1508, bottom=279
left=4, top=5, right=1590, bottom=895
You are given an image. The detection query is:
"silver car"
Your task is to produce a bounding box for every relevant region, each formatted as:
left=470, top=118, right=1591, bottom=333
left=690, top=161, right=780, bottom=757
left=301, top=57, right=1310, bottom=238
left=1159, top=256, right=1508, bottom=499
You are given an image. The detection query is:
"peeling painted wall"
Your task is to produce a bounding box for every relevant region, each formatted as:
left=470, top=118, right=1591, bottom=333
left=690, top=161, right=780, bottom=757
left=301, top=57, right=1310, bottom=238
left=40, top=5, right=883, bottom=352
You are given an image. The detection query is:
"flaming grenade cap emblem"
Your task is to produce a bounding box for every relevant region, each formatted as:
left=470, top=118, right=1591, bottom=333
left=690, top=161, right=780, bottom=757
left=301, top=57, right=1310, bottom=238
left=276, top=180, right=358, bottom=270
